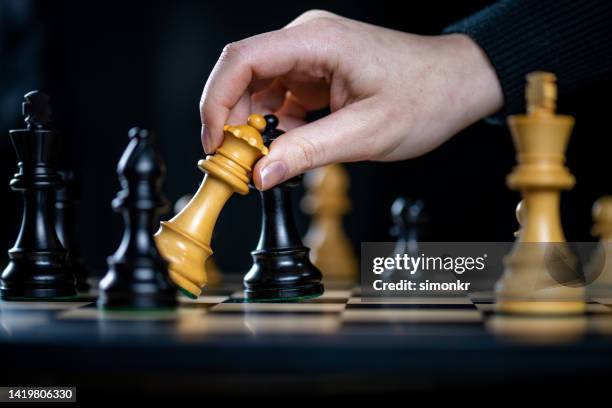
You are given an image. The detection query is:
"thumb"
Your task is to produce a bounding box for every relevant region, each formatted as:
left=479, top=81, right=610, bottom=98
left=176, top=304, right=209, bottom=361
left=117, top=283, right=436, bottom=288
left=252, top=104, right=373, bottom=190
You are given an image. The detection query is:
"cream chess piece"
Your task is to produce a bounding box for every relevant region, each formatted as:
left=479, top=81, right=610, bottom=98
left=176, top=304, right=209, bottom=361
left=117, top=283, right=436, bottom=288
left=495, top=72, right=585, bottom=315
left=302, top=164, right=358, bottom=282
left=173, top=194, right=223, bottom=287
left=155, top=114, right=268, bottom=297
left=587, top=196, right=612, bottom=299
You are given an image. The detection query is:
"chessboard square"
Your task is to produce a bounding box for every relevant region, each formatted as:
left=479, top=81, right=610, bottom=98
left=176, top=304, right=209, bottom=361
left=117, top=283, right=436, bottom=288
left=348, top=296, right=472, bottom=305
left=345, top=302, right=476, bottom=310
left=210, top=302, right=346, bottom=313
left=179, top=295, right=230, bottom=305
left=586, top=303, right=612, bottom=313
left=342, top=309, right=482, bottom=323
left=230, top=291, right=245, bottom=299
left=592, top=298, right=612, bottom=306
left=469, top=291, right=496, bottom=303
left=59, top=307, right=204, bottom=321
left=474, top=303, right=495, bottom=313
left=0, top=301, right=93, bottom=311
left=589, top=316, right=612, bottom=335
left=179, top=315, right=340, bottom=336
left=318, top=289, right=352, bottom=299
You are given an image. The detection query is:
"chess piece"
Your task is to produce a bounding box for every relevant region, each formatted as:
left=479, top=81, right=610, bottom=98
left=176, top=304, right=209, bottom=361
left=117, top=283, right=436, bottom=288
left=245, top=114, right=324, bottom=300
left=155, top=114, right=268, bottom=298
left=389, top=198, right=426, bottom=261
left=301, top=164, right=357, bottom=282
left=586, top=196, right=612, bottom=298
left=173, top=194, right=223, bottom=286
left=98, top=127, right=177, bottom=309
left=495, top=72, right=585, bottom=315
left=173, top=194, right=193, bottom=215
left=513, top=200, right=526, bottom=238
left=385, top=198, right=425, bottom=278
left=1, top=91, right=76, bottom=299
left=55, top=170, right=90, bottom=292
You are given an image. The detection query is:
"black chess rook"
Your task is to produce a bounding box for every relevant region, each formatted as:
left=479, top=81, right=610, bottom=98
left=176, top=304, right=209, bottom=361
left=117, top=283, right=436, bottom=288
left=1, top=91, right=77, bottom=299
left=244, top=114, right=324, bottom=301
left=98, top=127, right=177, bottom=309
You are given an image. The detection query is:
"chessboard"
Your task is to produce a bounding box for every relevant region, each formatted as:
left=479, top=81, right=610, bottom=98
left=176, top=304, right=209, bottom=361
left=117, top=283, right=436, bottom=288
left=2, top=280, right=612, bottom=398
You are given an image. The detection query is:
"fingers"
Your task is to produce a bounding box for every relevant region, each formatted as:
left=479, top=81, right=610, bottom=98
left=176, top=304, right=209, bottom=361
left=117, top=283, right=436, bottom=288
left=252, top=101, right=378, bottom=190
left=274, top=94, right=308, bottom=130
left=200, top=23, right=335, bottom=153
left=250, top=79, right=288, bottom=114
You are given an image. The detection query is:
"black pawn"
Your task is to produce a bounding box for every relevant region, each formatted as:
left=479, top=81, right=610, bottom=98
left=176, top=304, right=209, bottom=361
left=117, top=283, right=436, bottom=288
left=1, top=91, right=76, bottom=299
left=98, top=127, right=177, bottom=309
left=244, top=115, right=324, bottom=301
left=390, top=198, right=426, bottom=254
left=55, top=170, right=90, bottom=292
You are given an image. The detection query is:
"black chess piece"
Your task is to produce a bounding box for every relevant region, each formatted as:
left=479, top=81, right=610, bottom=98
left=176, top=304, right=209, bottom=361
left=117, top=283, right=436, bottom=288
left=98, top=127, right=177, bottom=309
left=390, top=198, right=426, bottom=254
left=386, top=198, right=426, bottom=278
left=244, top=114, right=324, bottom=301
left=55, top=170, right=90, bottom=292
left=1, top=91, right=77, bottom=299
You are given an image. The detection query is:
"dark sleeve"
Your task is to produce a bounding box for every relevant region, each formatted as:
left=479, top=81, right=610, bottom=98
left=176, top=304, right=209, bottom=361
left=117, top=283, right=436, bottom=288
left=443, top=0, right=612, bottom=121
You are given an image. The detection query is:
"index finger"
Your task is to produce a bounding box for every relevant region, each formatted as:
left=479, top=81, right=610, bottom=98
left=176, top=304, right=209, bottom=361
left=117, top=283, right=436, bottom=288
left=199, top=23, right=335, bottom=152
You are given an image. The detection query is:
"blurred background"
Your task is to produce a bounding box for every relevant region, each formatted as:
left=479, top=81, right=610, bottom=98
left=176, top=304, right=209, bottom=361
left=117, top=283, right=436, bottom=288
left=0, top=0, right=609, bottom=277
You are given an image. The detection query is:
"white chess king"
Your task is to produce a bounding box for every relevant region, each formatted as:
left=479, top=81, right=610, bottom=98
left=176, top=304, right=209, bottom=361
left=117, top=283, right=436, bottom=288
left=495, top=72, right=586, bottom=315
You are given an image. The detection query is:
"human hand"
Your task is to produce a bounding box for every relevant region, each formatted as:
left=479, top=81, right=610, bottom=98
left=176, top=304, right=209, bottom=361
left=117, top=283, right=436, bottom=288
left=200, top=10, right=503, bottom=190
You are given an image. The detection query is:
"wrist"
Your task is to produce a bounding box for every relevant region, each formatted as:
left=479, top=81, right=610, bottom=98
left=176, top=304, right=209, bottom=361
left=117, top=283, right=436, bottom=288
left=441, top=33, right=504, bottom=125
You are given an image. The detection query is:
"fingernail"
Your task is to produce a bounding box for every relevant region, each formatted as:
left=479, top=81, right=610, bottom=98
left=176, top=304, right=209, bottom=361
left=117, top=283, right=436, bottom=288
left=202, top=125, right=212, bottom=154
left=259, top=161, right=288, bottom=190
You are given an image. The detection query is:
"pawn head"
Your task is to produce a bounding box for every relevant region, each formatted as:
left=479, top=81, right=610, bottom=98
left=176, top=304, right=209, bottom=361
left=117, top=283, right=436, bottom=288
left=23, top=90, right=52, bottom=129
left=391, top=198, right=425, bottom=229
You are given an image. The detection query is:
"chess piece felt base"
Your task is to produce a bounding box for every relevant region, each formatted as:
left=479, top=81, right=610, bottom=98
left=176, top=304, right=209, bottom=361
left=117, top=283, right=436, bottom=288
left=99, top=255, right=178, bottom=309
left=0, top=252, right=76, bottom=299
left=244, top=246, right=324, bottom=301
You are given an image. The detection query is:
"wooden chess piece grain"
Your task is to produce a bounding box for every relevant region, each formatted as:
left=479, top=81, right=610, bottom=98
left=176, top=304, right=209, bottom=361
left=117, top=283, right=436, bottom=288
left=173, top=194, right=223, bottom=286
left=301, top=164, right=358, bottom=282
left=495, top=72, right=585, bottom=315
left=155, top=115, right=268, bottom=298
left=586, top=196, right=612, bottom=299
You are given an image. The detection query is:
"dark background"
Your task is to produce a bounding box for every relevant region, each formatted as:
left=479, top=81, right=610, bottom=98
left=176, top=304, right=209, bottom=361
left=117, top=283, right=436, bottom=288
left=0, top=0, right=609, bottom=277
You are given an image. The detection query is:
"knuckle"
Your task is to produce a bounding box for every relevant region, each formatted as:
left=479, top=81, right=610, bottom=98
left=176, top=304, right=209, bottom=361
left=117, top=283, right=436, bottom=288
left=291, top=10, right=344, bottom=32
left=219, top=40, right=247, bottom=62
left=310, top=15, right=342, bottom=33
left=292, top=135, right=320, bottom=171
left=299, top=9, right=336, bottom=22
left=310, top=18, right=353, bottom=51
